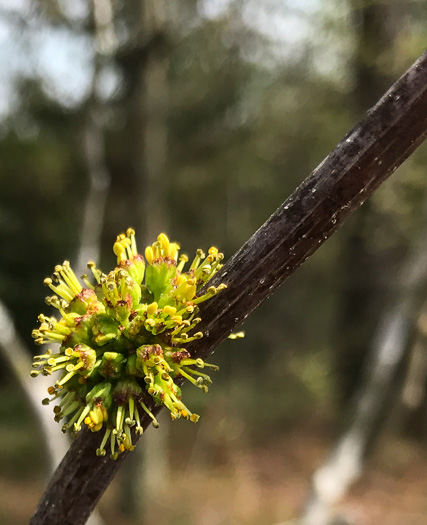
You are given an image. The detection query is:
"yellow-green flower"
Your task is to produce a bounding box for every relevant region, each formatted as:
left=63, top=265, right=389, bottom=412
left=32, top=229, right=226, bottom=459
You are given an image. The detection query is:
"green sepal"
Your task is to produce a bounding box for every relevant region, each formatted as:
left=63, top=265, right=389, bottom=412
left=113, top=378, right=143, bottom=406
left=67, top=288, right=99, bottom=315
left=92, top=313, right=121, bottom=345
left=140, top=285, right=154, bottom=304
left=119, top=254, right=145, bottom=285
left=108, top=295, right=133, bottom=324
left=63, top=314, right=95, bottom=347
left=123, top=315, right=153, bottom=346
left=135, top=344, right=164, bottom=371
left=86, top=381, right=113, bottom=407
left=73, top=344, right=98, bottom=371
left=145, top=261, right=177, bottom=302
left=125, top=280, right=142, bottom=310
left=126, top=353, right=144, bottom=377
left=99, top=352, right=126, bottom=379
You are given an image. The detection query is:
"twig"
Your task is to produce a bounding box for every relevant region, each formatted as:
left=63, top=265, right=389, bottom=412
left=30, top=50, right=427, bottom=525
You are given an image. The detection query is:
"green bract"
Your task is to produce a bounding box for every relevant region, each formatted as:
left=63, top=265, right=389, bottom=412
left=31, top=229, right=226, bottom=459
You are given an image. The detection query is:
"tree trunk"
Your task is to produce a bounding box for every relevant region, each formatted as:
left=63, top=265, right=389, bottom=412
left=298, top=202, right=427, bottom=525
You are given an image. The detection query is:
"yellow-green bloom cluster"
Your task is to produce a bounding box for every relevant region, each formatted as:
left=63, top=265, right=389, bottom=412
left=31, top=229, right=225, bottom=459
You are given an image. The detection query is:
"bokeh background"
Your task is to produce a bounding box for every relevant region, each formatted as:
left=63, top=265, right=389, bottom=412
left=0, top=1, right=427, bottom=524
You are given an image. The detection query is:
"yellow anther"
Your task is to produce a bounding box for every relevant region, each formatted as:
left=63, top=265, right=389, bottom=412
left=90, top=409, right=100, bottom=425
left=126, top=227, right=135, bottom=236
left=168, top=242, right=179, bottom=260
left=157, top=233, right=170, bottom=251
left=43, top=278, right=53, bottom=286
left=208, top=247, right=219, bottom=258
left=176, top=275, right=186, bottom=286
left=113, top=241, right=126, bottom=258
left=146, top=302, right=158, bottom=316
left=229, top=331, right=245, bottom=339
left=152, top=242, right=161, bottom=260
left=184, top=283, right=196, bottom=301
left=122, top=434, right=131, bottom=450
left=145, top=246, right=154, bottom=264
left=92, top=422, right=103, bottom=432
left=171, top=315, right=183, bottom=324
left=163, top=306, right=176, bottom=316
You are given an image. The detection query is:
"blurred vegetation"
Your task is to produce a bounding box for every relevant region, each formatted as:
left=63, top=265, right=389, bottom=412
left=0, top=1, right=426, bottom=524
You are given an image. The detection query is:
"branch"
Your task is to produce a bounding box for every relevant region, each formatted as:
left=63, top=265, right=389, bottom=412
left=30, top=51, right=427, bottom=525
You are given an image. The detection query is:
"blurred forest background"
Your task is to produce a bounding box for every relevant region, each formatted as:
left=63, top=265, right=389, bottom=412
left=0, top=1, right=426, bottom=524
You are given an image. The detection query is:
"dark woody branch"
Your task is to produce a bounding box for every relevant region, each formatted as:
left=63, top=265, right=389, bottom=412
left=30, top=51, right=427, bottom=525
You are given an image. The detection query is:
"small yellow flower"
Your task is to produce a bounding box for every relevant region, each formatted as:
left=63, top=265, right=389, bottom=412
left=31, top=229, right=227, bottom=459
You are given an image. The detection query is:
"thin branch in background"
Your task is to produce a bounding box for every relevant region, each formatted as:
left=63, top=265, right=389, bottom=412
left=92, top=0, right=117, bottom=55
left=402, top=302, right=427, bottom=410
left=76, top=0, right=116, bottom=277
left=0, top=299, right=69, bottom=471
left=77, top=120, right=112, bottom=275
left=29, top=51, right=427, bottom=525
left=296, top=210, right=427, bottom=525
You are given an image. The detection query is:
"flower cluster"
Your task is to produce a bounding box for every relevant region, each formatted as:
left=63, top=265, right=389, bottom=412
left=31, top=229, right=226, bottom=459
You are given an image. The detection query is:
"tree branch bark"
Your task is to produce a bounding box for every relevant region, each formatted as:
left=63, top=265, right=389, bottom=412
left=30, top=50, right=427, bottom=525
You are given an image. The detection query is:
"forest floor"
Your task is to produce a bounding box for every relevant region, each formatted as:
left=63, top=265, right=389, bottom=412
left=2, top=419, right=427, bottom=525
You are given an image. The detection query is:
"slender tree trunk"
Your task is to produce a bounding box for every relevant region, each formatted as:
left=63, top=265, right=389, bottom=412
left=297, top=202, right=427, bottom=525
left=0, top=300, right=69, bottom=471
